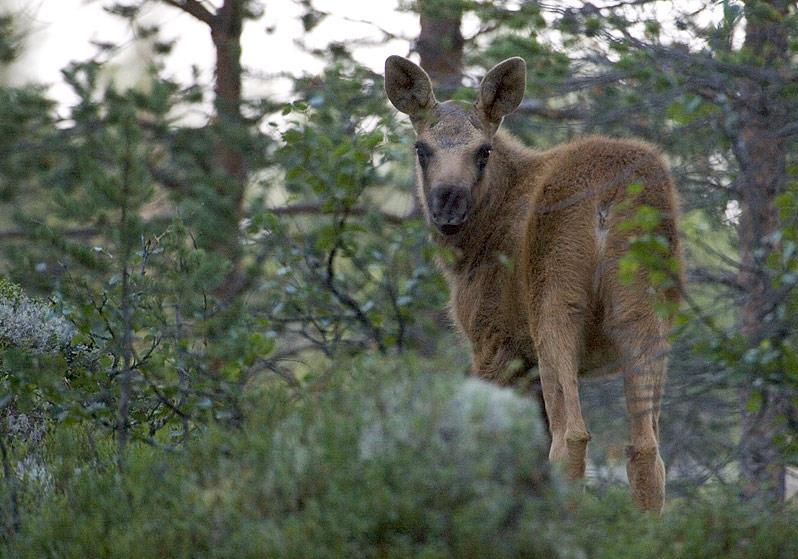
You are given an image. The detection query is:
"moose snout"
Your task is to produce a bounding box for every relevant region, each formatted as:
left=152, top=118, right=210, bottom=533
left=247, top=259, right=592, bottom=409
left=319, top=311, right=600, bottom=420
left=429, top=186, right=472, bottom=235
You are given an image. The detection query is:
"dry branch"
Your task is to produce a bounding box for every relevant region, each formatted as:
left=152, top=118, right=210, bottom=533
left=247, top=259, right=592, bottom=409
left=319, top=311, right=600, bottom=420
left=161, top=0, right=216, bottom=27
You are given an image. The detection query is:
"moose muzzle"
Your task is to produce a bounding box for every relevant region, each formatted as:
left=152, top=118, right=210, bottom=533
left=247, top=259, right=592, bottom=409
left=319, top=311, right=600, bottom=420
left=429, top=186, right=472, bottom=235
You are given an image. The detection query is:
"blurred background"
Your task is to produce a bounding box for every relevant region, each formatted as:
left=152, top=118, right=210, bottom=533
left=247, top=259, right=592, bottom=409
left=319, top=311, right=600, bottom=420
left=0, top=0, right=797, bottom=554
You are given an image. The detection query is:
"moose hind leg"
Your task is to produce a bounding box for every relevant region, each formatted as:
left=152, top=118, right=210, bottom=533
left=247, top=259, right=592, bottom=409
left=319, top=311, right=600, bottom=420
left=536, top=311, right=590, bottom=480
left=618, top=322, right=668, bottom=512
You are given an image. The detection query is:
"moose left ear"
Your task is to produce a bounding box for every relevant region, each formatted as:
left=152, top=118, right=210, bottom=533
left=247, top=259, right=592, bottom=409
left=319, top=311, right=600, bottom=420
left=476, top=57, right=526, bottom=126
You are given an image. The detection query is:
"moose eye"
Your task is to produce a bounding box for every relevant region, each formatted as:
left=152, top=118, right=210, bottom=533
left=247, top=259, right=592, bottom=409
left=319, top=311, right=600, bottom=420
left=476, top=144, right=492, bottom=170
left=414, top=141, right=432, bottom=168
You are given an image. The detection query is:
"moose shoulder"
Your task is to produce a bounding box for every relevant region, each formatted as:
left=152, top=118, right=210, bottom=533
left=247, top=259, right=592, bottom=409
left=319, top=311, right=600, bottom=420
left=385, top=55, right=683, bottom=512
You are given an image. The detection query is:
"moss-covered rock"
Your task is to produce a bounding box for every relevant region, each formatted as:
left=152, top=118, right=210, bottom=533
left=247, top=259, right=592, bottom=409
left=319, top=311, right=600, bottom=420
left=254, top=364, right=560, bottom=557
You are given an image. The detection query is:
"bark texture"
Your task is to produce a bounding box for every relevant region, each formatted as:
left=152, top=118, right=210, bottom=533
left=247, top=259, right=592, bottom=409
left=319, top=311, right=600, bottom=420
left=211, top=0, right=247, bottom=300
left=164, top=0, right=247, bottom=301
left=417, top=0, right=464, bottom=94
left=735, top=0, right=792, bottom=503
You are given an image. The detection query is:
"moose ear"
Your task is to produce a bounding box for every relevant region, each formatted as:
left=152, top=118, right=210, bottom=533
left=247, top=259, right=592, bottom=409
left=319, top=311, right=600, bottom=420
left=385, top=55, right=437, bottom=119
left=476, top=57, right=526, bottom=125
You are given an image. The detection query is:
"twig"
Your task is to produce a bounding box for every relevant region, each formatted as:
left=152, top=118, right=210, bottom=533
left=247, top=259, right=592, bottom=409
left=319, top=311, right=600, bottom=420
left=0, top=227, right=99, bottom=240
left=324, top=243, right=386, bottom=354
left=516, top=98, right=585, bottom=121
left=0, top=400, right=20, bottom=536
left=771, top=121, right=798, bottom=139
left=269, top=203, right=406, bottom=225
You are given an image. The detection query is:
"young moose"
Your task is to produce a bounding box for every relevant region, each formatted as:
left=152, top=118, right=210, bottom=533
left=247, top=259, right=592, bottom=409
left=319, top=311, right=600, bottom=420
left=385, top=55, right=682, bottom=511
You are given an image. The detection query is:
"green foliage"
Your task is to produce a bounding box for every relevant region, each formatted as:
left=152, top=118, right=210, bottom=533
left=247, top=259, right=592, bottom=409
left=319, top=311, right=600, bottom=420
left=3, top=361, right=797, bottom=557
left=0, top=277, right=21, bottom=302
left=3, top=359, right=564, bottom=558
left=0, top=0, right=797, bottom=550
left=615, top=185, right=680, bottom=318
left=0, top=13, right=21, bottom=64
left=0, top=86, right=55, bottom=203
left=0, top=62, right=275, bottom=444
left=253, top=59, right=448, bottom=354
left=572, top=489, right=798, bottom=559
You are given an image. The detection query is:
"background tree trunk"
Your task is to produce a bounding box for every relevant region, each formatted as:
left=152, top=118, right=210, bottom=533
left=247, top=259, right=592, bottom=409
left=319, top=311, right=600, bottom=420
left=211, top=0, right=247, bottom=301
left=735, top=0, right=791, bottom=502
left=416, top=0, right=464, bottom=95
left=163, top=0, right=247, bottom=301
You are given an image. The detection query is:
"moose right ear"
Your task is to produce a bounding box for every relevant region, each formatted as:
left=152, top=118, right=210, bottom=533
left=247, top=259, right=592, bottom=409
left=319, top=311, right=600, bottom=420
left=384, top=55, right=437, bottom=121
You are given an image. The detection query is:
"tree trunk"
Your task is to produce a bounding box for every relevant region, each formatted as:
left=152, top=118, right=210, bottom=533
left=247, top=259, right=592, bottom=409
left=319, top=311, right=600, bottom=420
left=417, top=0, right=464, bottom=95
left=735, top=0, right=791, bottom=503
left=162, top=0, right=248, bottom=301
left=211, top=0, right=247, bottom=301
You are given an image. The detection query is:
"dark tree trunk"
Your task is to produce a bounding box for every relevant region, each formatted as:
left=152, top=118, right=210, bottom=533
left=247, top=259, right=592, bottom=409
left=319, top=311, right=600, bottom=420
left=162, top=0, right=248, bottom=301
left=417, top=0, right=464, bottom=95
left=735, top=0, right=792, bottom=503
left=211, top=0, right=247, bottom=301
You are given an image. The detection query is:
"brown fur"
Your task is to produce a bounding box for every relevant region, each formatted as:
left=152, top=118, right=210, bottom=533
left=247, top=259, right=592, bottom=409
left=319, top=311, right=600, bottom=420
left=385, top=56, right=682, bottom=512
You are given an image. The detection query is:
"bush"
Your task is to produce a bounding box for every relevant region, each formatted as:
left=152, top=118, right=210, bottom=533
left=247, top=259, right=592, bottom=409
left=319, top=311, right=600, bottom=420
left=574, top=488, right=798, bottom=559
left=3, top=356, right=798, bottom=558
left=0, top=279, right=74, bottom=355
left=4, top=358, right=564, bottom=558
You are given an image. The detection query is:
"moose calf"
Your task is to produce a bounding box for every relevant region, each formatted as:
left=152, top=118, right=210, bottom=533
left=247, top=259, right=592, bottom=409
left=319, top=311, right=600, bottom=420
left=385, top=55, right=682, bottom=511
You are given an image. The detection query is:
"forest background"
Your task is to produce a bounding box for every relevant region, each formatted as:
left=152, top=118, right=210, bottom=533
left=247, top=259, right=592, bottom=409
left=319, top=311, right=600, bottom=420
left=0, top=0, right=797, bottom=556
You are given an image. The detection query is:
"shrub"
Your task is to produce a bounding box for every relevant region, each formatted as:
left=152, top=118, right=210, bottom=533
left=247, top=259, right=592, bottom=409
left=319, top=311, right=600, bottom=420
left=4, top=357, right=798, bottom=559
left=0, top=279, right=74, bottom=355
left=5, top=358, right=564, bottom=558
left=574, top=488, right=798, bottom=559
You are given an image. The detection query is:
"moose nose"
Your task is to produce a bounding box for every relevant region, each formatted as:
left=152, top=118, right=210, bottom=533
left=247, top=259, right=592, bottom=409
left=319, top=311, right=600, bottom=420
left=430, top=186, right=472, bottom=233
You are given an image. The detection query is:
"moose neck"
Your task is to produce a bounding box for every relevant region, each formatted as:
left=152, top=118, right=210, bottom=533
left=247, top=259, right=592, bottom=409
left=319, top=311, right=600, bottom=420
left=431, top=130, right=533, bottom=275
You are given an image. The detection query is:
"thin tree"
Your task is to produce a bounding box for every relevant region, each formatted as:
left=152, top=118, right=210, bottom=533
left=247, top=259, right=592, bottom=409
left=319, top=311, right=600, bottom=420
left=162, top=0, right=249, bottom=301
left=735, top=0, right=793, bottom=502
left=416, top=0, right=464, bottom=95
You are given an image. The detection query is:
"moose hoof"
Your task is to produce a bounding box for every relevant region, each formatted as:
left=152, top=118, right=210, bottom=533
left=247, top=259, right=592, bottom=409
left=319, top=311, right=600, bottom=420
left=564, top=432, right=591, bottom=480
left=626, top=445, right=665, bottom=512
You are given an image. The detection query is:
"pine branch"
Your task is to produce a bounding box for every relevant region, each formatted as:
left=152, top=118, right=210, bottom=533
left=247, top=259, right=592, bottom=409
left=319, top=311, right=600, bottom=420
left=772, top=121, right=798, bottom=139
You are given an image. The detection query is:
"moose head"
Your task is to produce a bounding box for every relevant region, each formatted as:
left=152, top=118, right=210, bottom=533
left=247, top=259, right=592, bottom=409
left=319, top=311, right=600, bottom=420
left=385, top=56, right=526, bottom=235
